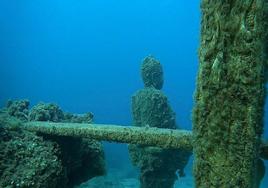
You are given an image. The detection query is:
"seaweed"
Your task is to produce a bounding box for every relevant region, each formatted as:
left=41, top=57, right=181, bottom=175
left=29, top=103, right=64, bottom=122
left=129, top=56, right=191, bottom=188
left=0, top=112, right=66, bottom=188
left=193, top=0, right=268, bottom=187
left=6, top=99, right=29, bottom=121
left=0, top=101, right=105, bottom=188
left=141, top=56, right=164, bottom=90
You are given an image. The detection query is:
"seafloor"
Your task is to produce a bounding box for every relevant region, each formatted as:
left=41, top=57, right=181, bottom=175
left=79, top=157, right=268, bottom=188
left=78, top=162, right=194, bottom=188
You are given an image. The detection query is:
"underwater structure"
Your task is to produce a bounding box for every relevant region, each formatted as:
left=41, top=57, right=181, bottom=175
left=193, top=0, right=268, bottom=187
left=128, top=56, right=191, bottom=188
left=0, top=101, right=105, bottom=188
left=24, top=122, right=192, bottom=150
left=1, top=1, right=268, bottom=188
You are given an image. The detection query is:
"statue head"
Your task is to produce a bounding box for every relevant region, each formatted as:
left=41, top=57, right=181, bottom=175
left=141, top=56, right=164, bottom=90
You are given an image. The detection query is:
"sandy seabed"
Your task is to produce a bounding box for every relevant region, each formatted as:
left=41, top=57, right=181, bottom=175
left=78, top=159, right=268, bottom=188
left=78, top=167, right=268, bottom=188
left=78, top=168, right=194, bottom=188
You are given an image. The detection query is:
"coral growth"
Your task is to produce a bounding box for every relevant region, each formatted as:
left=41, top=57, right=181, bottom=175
left=63, top=112, right=94, bottom=124
left=129, top=56, right=191, bottom=188
left=260, top=140, right=268, bottom=160
left=29, top=103, right=64, bottom=122
left=141, top=56, right=164, bottom=90
left=0, top=112, right=66, bottom=188
left=42, top=135, right=105, bottom=187
left=129, top=145, right=190, bottom=188
left=29, top=102, right=105, bottom=187
left=6, top=99, right=30, bottom=121
left=29, top=102, right=94, bottom=124
left=193, top=0, right=268, bottom=187
left=132, top=88, right=176, bottom=129
left=0, top=100, right=105, bottom=188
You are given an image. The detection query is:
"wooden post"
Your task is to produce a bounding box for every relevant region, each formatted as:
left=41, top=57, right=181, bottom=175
left=193, top=0, right=267, bottom=187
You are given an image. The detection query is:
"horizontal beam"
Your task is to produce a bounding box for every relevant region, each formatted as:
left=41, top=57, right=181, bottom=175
left=23, top=122, right=193, bottom=151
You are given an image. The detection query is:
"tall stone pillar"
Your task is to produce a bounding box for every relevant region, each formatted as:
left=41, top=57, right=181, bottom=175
left=193, top=0, right=267, bottom=187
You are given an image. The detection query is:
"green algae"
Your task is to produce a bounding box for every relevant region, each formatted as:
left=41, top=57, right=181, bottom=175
left=0, top=112, right=66, bottom=188
left=6, top=99, right=30, bottom=121
left=193, top=0, right=268, bottom=187
left=24, top=121, right=193, bottom=151
left=0, top=100, right=106, bottom=188
left=129, top=56, right=191, bottom=188
left=29, top=102, right=94, bottom=124
left=29, top=102, right=65, bottom=122
left=141, top=56, right=164, bottom=90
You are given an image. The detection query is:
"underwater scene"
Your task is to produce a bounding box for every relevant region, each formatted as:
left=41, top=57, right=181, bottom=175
left=1, top=0, right=268, bottom=188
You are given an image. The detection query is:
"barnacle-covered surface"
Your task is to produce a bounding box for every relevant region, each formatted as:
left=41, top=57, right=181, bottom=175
left=265, top=1, right=268, bottom=82
left=141, top=56, right=164, bottom=90
left=28, top=102, right=105, bottom=187
left=63, top=112, right=94, bottom=124
left=0, top=100, right=106, bottom=188
left=0, top=111, right=67, bottom=188
left=41, top=135, right=106, bottom=187
left=260, top=140, right=268, bottom=160
left=6, top=99, right=30, bottom=121
left=29, top=102, right=65, bottom=122
left=128, top=144, right=191, bottom=188
left=24, top=122, right=193, bottom=151
left=132, top=88, right=176, bottom=130
left=29, top=102, right=94, bottom=124
left=129, top=88, right=191, bottom=188
left=129, top=56, right=191, bottom=188
left=193, top=0, right=268, bottom=187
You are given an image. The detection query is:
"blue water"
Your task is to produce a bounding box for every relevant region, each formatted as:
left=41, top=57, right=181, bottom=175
left=0, top=0, right=267, bottom=187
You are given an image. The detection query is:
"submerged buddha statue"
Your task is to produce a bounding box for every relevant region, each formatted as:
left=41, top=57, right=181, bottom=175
left=128, top=56, right=191, bottom=188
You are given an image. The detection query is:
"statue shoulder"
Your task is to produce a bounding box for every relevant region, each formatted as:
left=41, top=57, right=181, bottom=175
left=132, top=88, right=167, bottom=99
left=132, top=88, right=168, bottom=108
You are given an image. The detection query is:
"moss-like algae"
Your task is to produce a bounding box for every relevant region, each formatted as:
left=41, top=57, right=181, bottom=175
left=129, top=56, right=191, bottom=188
left=29, top=103, right=64, bottom=122
left=0, top=112, right=66, bottom=188
left=0, top=100, right=106, bottom=188
left=28, top=102, right=105, bottom=187
left=193, top=0, right=268, bottom=187
left=24, top=122, right=193, bottom=150
left=6, top=99, right=30, bottom=121
left=29, top=102, right=94, bottom=123
left=141, top=56, right=164, bottom=90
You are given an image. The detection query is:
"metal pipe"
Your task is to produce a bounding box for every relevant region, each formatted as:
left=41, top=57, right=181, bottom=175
left=23, top=121, right=193, bottom=151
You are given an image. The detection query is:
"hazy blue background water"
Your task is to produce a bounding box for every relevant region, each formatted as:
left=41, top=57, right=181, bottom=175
left=0, top=0, right=267, bottom=187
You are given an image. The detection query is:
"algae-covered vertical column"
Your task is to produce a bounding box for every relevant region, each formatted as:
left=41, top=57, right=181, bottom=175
left=193, top=0, right=267, bottom=187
